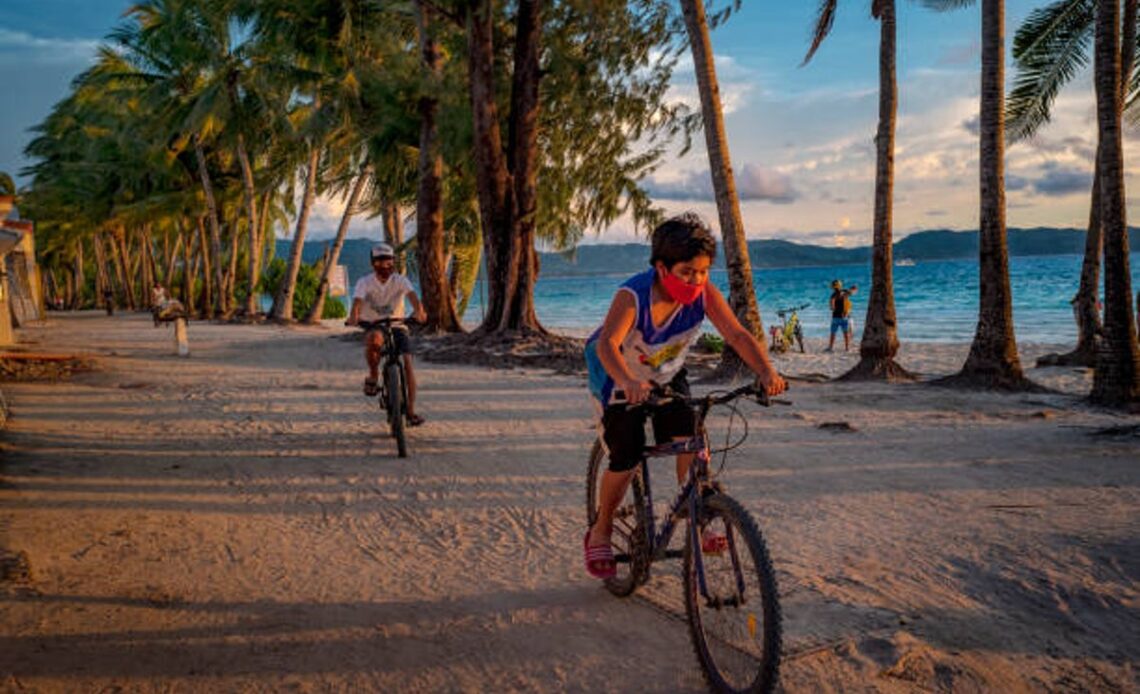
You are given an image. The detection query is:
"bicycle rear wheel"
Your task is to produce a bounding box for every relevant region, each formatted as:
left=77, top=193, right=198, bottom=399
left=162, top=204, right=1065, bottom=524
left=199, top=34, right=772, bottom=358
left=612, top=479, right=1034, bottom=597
left=384, top=362, right=408, bottom=458
left=684, top=493, right=781, bottom=693
left=585, top=439, right=647, bottom=597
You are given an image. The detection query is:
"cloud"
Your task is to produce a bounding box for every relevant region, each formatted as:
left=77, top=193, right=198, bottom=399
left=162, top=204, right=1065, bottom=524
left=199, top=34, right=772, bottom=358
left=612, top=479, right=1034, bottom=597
left=1031, top=165, right=1091, bottom=197
left=1005, top=174, right=1031, bottom=191
left=644, top=163, right=797, bottom=203
left=0, top=29, right=98, bottom=65
left=667, top=53, right=759, bottom=115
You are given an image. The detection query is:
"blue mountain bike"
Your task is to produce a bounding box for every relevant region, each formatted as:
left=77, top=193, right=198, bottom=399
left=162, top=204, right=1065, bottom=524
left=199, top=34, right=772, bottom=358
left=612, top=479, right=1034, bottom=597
left=585, top=383, right=782, bottom=693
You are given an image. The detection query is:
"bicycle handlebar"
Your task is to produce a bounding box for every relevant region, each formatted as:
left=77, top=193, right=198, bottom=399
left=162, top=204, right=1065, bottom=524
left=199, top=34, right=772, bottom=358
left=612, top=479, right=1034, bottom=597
left=351, top=317, right=420, bottom=331
left=776, top=302, right=810, bottom=314
left=626, top=381, right=782, bottom=411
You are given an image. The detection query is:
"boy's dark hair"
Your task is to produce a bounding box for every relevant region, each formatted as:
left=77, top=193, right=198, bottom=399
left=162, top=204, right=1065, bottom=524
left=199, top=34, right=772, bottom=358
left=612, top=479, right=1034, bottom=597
left=649, top=213, right=717, bottom=268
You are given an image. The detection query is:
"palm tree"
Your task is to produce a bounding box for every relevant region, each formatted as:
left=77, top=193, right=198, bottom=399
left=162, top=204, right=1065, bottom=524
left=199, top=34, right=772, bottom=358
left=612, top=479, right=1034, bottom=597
left=924, top=0, right=1036, bottom=389
left=1090, top=0, right=1140, bottom=405
left=804, top=0, right=914, bottom=381
left=679, top=0, right=764, bottom=379
left=1008, top=0, right=1137, bottom=366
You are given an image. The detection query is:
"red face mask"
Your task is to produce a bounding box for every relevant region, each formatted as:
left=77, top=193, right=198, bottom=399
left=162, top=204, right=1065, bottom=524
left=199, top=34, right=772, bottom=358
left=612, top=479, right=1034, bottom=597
left=658, top=267, right=705, bottom=305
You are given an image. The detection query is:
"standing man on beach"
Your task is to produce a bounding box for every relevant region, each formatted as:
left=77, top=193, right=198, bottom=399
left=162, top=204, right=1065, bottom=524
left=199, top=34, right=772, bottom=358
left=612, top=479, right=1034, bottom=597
left=826, top=279, right=857, bottom=352
left=347, top=243, right=428, bottom=426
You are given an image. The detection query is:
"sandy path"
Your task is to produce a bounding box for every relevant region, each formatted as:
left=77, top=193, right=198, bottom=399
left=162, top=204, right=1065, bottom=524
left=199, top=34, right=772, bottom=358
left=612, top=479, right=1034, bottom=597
left=1, top=312, right=1137, bottom=692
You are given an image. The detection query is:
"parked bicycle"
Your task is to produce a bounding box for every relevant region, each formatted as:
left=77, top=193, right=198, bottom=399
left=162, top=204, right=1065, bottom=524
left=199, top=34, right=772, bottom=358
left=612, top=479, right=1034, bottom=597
left=357, top=318, right=412, bottom=457
left=768, top=303, right=808, bottom=354
left=586, top=383, right=783, bottom=693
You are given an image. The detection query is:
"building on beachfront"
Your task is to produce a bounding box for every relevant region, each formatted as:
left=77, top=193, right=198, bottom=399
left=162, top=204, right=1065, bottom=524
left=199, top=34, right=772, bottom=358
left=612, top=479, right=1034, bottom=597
left=0, top=195, right=42, bottom=347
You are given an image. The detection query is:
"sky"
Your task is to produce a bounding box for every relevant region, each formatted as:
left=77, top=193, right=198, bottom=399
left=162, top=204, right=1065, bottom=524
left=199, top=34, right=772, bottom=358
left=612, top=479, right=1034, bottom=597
left=1, top=1, right=1135, bottom=247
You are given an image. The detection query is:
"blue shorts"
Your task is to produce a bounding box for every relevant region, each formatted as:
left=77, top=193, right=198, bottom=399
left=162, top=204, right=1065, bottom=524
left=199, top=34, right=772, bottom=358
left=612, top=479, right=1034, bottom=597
left=830, top=317, right=850, bottom=335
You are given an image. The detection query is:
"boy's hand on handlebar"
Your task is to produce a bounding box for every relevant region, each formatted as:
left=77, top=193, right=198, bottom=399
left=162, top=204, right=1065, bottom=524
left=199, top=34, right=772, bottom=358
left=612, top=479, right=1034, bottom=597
left=413, top=308, right=427, bottom=323
left=619, top=378, right=653, bottom=405
left=754, top=367, right=787, bottom=397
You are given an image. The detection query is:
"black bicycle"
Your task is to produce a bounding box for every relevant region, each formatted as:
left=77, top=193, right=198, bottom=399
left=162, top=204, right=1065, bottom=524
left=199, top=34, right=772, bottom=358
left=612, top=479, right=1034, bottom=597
left=358, top=318, right=411, bottom=457
left=586, top=384, right=782, bottom=693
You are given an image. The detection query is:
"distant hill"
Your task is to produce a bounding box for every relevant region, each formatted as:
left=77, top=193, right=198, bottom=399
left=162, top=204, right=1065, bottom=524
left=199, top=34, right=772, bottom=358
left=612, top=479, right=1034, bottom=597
left=277, top=227, right=1137, bottom=282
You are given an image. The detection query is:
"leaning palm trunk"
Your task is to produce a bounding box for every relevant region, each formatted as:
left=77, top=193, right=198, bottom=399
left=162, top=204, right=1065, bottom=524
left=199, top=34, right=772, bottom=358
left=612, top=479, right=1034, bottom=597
left=680, top=0, right=764, bottom=380
left=1040, top=165, right=1103, bottom=366
left=841, top=0, right=913, bottom=381
left=944, top=0, right=1035, bottom=390
left=416, top=1, right=462, bottom=333
left=304, top=166, right=371, bottom=324
left=236, top=135, right=262, bottom=317
left=272, top=144, right=321, bottom=321
left=381, top=199, right=406, bottom=274
left=1090, top=0, right=1140, bottom=406
left=192, top=134, right=225, bottom=316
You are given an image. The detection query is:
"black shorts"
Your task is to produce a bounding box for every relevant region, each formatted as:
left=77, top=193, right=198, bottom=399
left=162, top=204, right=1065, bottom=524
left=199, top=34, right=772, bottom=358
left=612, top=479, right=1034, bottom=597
left=373, top=325, right=413, bottom=356
left=601, top=371, right=694, bottom=473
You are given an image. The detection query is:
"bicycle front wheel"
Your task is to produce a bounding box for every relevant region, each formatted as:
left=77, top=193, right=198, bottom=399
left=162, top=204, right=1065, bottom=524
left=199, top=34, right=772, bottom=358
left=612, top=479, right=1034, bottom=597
left=585, top=439, right=647, bottom=597
left=384, top=362, right=408, bottom=458
left=684, top=493, right=781, bottom=693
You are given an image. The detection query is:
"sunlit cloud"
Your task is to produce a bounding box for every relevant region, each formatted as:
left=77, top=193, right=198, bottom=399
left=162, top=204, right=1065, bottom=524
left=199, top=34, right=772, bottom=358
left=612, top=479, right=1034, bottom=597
left=0, top=29, right=97, bottom=65
left=644, top=163, right=797, bottom=203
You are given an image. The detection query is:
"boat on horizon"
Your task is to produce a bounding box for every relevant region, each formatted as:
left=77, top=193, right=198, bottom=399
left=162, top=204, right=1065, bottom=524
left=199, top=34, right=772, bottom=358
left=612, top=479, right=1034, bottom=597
left=896, top=257, right=916, bottom=267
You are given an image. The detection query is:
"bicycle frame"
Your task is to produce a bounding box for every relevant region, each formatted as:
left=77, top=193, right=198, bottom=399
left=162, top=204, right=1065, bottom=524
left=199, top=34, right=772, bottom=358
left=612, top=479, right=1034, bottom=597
left=633, top=391, right=754, bottom=602
left=359, top=319, right=409, bottom=410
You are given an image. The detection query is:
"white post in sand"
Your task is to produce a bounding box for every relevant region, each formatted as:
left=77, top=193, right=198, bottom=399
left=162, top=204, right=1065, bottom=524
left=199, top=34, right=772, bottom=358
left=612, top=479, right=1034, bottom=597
left=174, top=317, right=190, bottom=357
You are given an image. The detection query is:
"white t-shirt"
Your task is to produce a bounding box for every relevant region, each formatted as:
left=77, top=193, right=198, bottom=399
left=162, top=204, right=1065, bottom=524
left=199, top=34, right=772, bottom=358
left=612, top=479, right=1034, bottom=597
left=352, top=273, right=416, bottom=320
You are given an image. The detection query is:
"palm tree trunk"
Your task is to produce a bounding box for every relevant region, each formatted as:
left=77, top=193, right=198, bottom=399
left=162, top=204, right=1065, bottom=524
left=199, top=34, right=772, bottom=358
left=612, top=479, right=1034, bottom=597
left=680, top=0, right=763, bottom=380
left=304, top=166, right=371, bottom=324
left=272, top=144, right=321, bottom=321
left=467, top=0, right=516, bottom=335
left=416, top=1, right=462, bottom=333
left=196, top=215, right=215, bottom=319
left=112, top=228, right=137, bottom=311
left=504, top=0, right=544, bottom=333
left=947, top=0, right=1033, bottom=390
left=1090, top=0, right=1140, bottom=406
left=192, top=134, right=225, bottom=315
left=71, top=240, right=85, bottom=309
left=842, top=0, right=912, bottom=381
left=237, top=135, right=262, bottom=317
left=380, top=199, right=406, bottom=273
left=93, top=233, right=110, bottom=310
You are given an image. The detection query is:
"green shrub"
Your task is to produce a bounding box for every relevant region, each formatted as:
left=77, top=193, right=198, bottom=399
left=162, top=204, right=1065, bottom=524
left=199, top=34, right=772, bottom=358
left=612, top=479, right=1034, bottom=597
left=696, top=332, right=724, bottom=354
left=257, top=258, right=346, bottom=319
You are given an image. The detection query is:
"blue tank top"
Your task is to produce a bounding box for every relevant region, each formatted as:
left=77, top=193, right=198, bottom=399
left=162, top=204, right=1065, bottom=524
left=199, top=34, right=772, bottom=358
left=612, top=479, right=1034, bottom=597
left=585, top=268, right=706, bottom=408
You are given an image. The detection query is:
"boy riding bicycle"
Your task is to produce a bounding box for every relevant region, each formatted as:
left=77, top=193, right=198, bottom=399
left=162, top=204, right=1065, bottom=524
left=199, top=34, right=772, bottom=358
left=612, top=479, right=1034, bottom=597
left=346, top=242, right=428, bottom=426
left=583, top=213, right=787, bottom=579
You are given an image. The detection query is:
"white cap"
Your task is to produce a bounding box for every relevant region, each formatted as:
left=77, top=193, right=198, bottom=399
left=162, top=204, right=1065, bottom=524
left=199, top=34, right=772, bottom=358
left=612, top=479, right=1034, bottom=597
left=371, top=242, right=395, bottom=260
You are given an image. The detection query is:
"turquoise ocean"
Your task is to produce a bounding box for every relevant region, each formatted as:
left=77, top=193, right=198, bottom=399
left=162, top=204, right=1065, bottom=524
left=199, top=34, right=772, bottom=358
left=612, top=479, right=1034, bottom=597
left=454, top=253, right=1139, bottom=344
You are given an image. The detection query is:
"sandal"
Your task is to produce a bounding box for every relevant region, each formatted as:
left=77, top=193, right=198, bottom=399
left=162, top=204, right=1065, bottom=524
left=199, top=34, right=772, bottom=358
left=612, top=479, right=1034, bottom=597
left=584, top=531, right=617, bottom=579
left=363, top=378, right=379, bottom=397
left=407, top=413, right=425, bottom=427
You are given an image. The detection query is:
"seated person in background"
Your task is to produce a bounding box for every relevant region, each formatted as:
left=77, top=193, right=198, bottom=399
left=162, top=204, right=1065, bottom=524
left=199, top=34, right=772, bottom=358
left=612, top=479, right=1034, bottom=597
left=346, top=243, right=428, bottom=426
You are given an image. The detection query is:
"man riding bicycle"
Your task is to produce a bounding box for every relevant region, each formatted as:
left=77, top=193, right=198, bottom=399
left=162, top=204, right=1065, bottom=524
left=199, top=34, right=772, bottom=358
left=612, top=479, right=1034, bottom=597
left=346, top=242, right=428, bottom=426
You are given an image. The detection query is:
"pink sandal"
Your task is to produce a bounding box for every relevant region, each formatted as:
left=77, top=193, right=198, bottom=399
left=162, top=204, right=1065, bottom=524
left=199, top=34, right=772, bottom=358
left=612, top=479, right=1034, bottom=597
left=701, top=529, right=728, bottom=555
left=584, top=532, right=617, bottom=579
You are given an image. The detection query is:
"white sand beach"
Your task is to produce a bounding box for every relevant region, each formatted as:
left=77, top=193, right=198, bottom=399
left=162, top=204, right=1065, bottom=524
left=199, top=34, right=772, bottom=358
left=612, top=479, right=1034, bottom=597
left=1, top=312, right=1136, bottom=692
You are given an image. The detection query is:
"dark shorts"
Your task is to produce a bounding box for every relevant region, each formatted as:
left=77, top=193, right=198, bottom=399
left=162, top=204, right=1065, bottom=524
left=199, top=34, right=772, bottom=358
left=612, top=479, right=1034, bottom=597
left=830, top=317, right=850, bottom=335
left=601, top=371, right=695, bottom=473
left=372, top=325, right=414, bottom=356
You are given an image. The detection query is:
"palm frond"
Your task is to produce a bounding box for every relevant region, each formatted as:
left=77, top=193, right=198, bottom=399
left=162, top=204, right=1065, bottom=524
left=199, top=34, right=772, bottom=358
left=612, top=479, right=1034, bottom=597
left=802, top=0, right=838, bottom=66
left=1006, top=0, right=1093, bottom=141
